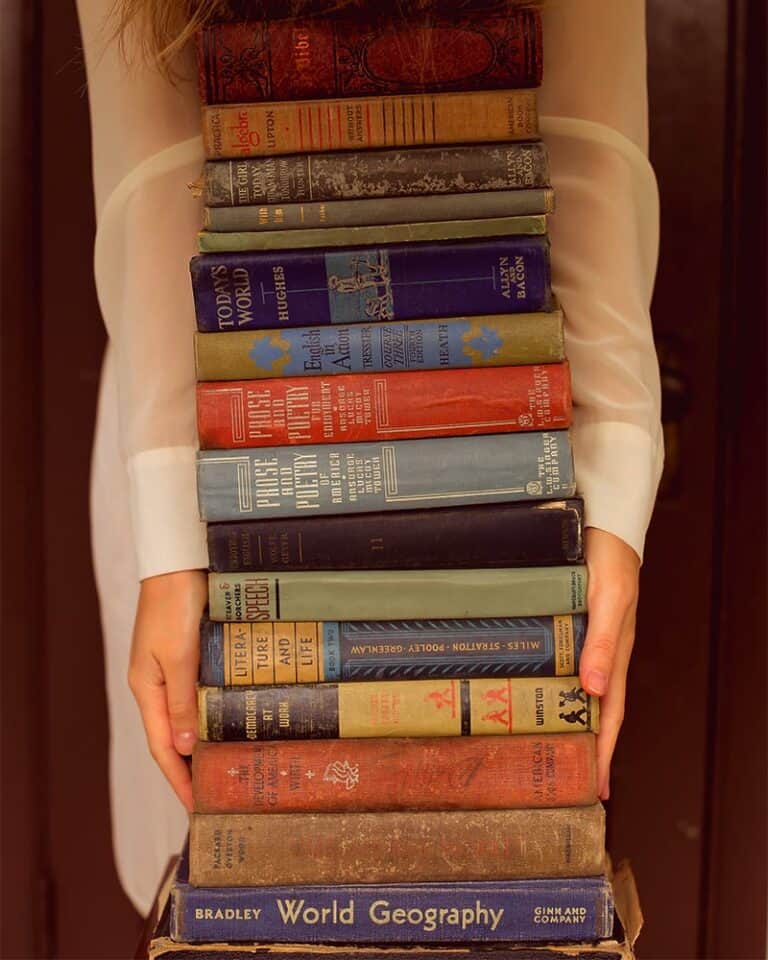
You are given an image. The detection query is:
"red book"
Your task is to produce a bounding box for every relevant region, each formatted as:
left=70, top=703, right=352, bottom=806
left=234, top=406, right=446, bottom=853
left=196, top=363, right=572, bottom=448
left=192, top=734, right=597, bottom=813
left=197, top=8, right=542, bottom=105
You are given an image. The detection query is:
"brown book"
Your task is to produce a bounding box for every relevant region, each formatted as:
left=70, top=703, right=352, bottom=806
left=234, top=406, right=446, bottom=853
left=189, top=804, right=605, bottom=886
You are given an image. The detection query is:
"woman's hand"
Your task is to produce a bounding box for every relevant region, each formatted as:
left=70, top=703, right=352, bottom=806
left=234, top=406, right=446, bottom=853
left=128, top=569, right=208, bottom=811
left=579, top=528, right=640, bottom=801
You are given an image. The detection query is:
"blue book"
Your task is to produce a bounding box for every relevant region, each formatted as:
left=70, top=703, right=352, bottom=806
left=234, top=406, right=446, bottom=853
left=190, top=236, right=551, bottom=332
left=197, top=431, right=575, bottom=522
left=171, top=847, right=613, bottom=945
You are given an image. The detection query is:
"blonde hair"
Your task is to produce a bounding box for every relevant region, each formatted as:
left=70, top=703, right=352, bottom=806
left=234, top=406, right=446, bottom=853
left=113, top=0, right=538, bottom=69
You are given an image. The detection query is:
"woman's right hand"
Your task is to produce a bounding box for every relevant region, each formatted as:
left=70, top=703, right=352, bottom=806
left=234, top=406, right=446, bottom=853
left=128, top=569, right=208, bottom=811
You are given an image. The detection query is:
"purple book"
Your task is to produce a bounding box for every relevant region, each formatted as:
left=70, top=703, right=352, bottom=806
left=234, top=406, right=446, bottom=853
left=190, top=236, right=551, bottom=332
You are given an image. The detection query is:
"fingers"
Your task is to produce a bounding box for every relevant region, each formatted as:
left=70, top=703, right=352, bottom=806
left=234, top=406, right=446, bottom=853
left=164, top=643, right=200, bottom=756
left=579, top=578, right=631, bottom=697
left=129, top=664, right=194, bottom=812
left=594, top=612, right=635, bottom=799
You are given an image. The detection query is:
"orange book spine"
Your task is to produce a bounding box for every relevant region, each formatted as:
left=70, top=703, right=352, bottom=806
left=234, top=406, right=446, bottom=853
left=196, top=363, right=571, bottom=448
left=192, top=734, right=597, bottom=814
left=202, top=89, right=538, bottom=159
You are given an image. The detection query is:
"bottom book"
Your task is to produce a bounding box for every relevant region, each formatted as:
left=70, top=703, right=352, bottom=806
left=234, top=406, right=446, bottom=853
left=146, top=853, right=642, bottom=959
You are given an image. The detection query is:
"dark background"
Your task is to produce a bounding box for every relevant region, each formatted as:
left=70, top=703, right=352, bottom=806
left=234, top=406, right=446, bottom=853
left=1, top=0, right=766, bottom=957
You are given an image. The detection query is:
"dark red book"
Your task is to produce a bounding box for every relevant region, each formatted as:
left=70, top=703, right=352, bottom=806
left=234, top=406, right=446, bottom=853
left=197, top=7, right=542, bottom=105
left=192, top=734, right=597, bottom=813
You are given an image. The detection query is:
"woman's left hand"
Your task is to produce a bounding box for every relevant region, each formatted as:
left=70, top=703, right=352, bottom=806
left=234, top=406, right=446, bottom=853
left=579, top=527, right=640, bottom=800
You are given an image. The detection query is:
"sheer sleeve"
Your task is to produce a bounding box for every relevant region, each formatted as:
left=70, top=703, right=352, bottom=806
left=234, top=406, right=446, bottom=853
left=539, top=0, right=664, bottom=560
left=78, top=1, right=208, bottom=579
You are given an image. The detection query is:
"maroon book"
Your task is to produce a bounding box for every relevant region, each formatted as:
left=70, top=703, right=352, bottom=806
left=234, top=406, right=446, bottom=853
left=197, top=7, right=542, bottom=104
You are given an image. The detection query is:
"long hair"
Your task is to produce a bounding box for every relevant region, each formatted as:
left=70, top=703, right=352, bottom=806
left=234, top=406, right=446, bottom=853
left=113, top=0, right=538, bottom=69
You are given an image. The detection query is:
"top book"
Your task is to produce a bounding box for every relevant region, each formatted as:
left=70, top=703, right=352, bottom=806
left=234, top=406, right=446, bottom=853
left=197, top=7, right=542, bottom=104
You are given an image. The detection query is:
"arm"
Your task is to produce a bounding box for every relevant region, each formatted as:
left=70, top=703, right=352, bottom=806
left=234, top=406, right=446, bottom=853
left=539, top=0, right=663, bottom=796
left=78, top=2, right=207, bottom=808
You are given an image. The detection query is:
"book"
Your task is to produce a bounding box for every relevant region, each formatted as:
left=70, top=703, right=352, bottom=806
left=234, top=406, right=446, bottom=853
left=197, top=676, right=598, bottom=740
left=202, top=89, right=538, bottom=159
left=193, top=311, right=566, bottom=381
left=200, top=141, right=550, bottom=207
left=196, top=364, right=571, bottom=449
left=188, top=805, right=606, bottom=885
left=197, top=11, right=542, bottom=104
left=192, top=733, right=597, bottom=813
left=190, top=237, right=551, bottom=332
left=206, top=566, right=588, bottom=622
left=149, top=856, right=643, bottom=958
left=205, top=499, right=585, bottom=572
left=197, top=432, right=576, bottom=522
left=199, top=614, right=587, bottom=684
left=197, top=214, right=547, bottom=253
left=203, top=189, right=555, bottom=232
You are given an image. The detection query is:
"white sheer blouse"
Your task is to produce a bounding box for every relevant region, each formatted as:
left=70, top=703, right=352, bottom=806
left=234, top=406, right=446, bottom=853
left=78, top=0, right=663, bottom=581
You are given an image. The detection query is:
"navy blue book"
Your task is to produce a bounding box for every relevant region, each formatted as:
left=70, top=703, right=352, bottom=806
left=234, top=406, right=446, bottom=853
left=170, top=846, right=613, bottom=945
left=190, top=236, right=551, bottom=332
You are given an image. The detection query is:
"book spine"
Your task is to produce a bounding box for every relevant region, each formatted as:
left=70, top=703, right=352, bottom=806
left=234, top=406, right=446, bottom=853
left=203, top=189, right=555, bottom=232
left=188, top=805, right=606, bottom=885
left=206, top=566, right=588, bottom=622
left=199, top=615, right=587, bottom=685
left=190, top=236, right=551, bottom=332
left=172, top=873, right=611, bottom=943
left=202, top=141, right=550, bottom=206
left=194, top=312, right=566, bottom=381
left=205, top=499, right=585, bottom=572
left=197, top=431, right=575, bottom=522
left=202, top=89, right=539, bottom=159
left=197, top=676, right=598, bottom=740
left=197, top=12, right=542, bottom=104
left=196, top=364, right=571, bottom=449
left=192, top=733, right=597, bottom=813
left=197, top=214, right=547, bottom=253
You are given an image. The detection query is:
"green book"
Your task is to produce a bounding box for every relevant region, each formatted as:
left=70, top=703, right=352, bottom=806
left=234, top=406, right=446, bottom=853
left=197, top=214, right=547, bottom=253
left=207, top=566, right=587, bottom=622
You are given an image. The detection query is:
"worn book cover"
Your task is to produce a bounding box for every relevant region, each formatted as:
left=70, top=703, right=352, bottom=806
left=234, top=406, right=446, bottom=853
left=196, top=364, right=571, bottom=448
left=198, top=613, right=587, bottom=684
left=194, top=312, right=566, bottom=381
left=192, top=734, right=597, bottom=813
left=197, top=10, right=541, bottom=104
left=188, top=804, right=606, bottom=886
left=197, top=676, right=598, bottom=741
left=202, top=90, right=538, bottom=159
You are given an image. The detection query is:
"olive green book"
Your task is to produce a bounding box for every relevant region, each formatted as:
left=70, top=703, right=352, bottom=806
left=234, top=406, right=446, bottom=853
left=197, top=214, right=547, bottom=253
left=194, top=310, right=565, bottom=381
left=207, top=566, right=587, bottom=622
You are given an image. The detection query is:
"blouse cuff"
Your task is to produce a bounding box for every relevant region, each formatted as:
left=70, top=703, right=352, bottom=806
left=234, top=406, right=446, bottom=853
left=571, top=420, right=664, bottom=562
left=127, top=447, right=209, bottom=580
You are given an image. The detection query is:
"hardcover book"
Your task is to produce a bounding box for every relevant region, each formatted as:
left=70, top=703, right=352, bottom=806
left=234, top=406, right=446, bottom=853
left=197, top=214, right=547, bottom=253
left=202, top=89, right=538, bottom=159
left=197, top=432, right=575, bottom=522
left=197, top=676, right=598, bottom=740
left=193, top=311, right=566, bottom=381
left=205, top=499, right=585, bottom=572
left=190, top=236, right=551, bottom=332
left=196, top=364, right=571, bottom=448
left=206, top=566, right=588, bottom=622
left=197, top=11, right=542, bottom=104
left=188, top=805, right=606, bottom=886
left=200, top=141, right=550, bottom=206
left=203, top=189, right=554, bottom=232
left=149, top=856, right=643, bottom=958
left=199, top=613, right=587, bottom=684
left=192, top=734, right=597, bottom=813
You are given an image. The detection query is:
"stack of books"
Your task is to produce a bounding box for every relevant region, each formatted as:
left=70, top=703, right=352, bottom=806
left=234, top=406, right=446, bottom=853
left=151, top=4, right=642, bottom=958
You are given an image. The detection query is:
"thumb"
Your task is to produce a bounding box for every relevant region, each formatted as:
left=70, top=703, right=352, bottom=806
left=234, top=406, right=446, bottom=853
left=163, top=648, right=200, bottom=756
left=579, top=584, right=628, bottom=697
